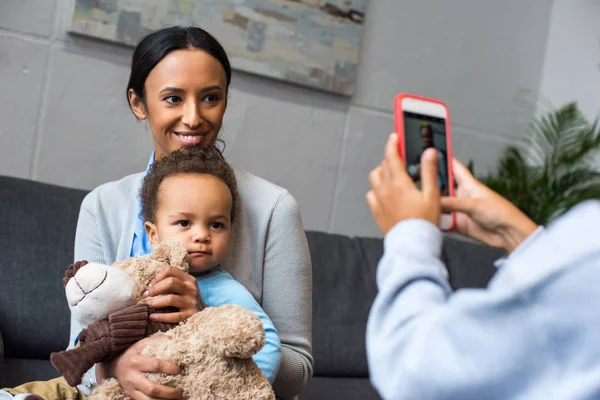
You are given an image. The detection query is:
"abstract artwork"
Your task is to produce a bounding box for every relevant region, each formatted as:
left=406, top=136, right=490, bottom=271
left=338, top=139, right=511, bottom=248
left=70, top=0, right=367, bottom=96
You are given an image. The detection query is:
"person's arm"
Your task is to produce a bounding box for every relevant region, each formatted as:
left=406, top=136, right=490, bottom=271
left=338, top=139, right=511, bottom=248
left=367, top=220, right=547, bottom=400
left=206, top=275, right=283, bottom=383
left=261, top=191, right=314, bottom=399
left=249, top=303, right=282, bottom=384
left=440, top=158, right=538, bottom=253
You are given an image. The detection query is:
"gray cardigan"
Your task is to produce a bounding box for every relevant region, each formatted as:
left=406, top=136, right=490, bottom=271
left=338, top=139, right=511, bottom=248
left=71, top=167, right=314, bottom=399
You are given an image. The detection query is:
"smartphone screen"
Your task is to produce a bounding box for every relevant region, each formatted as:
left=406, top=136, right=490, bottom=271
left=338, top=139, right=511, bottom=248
left=402, top=111, right=450, bottom=196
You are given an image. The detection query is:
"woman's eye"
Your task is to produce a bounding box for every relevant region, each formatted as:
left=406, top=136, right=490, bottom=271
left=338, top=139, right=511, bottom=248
left=176, top=220, right=190, bottom=227
left=164, top=96, right=182, bottom=104
left=203, top=94, right=220, bottom=103
left=211, top=222, right=224, bottom=229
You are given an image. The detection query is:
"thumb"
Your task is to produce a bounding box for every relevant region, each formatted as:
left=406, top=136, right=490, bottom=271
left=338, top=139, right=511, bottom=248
left=440, top=196, right=475, bottom=215
left=452, top=158, right=477, bottom=188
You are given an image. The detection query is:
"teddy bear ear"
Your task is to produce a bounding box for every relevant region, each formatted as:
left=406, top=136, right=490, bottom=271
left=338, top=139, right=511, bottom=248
left=150, top=240, right=189, bottom=272
left=63, top=260, right=89, bottom=287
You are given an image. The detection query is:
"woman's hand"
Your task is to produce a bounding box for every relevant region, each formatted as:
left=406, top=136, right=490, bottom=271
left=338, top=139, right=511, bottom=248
left=367, top=133, right=441, bottom=235
left=144, top=266, right=203, bottom=323
left=96, top=336, right=183, bottom=400
left=440, top=158, right=538, bottom=253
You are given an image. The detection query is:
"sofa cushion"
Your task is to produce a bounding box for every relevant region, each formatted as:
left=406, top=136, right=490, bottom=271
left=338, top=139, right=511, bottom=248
left=307, top=231, right=382, bottom=378
left=0, top=358, right=59, bottom=388
left=0, top=176, right=88, bottom=359
left=301, top=376, right=381, bottom=400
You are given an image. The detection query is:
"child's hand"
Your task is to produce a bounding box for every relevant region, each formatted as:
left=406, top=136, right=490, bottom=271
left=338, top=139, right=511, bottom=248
left=367, top=133, right=441, bottom=235
left=440, top=158, right=538, bottom=253
left=144, top=266, right=203, bottom=323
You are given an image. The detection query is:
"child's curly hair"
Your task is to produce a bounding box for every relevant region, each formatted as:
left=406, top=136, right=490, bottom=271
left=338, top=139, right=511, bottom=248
left=140, top=145, right=238, bottom=224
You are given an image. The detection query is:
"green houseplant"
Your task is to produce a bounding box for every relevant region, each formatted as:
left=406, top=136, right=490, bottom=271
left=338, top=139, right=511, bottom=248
left=478, top=102, right=600, bottom=225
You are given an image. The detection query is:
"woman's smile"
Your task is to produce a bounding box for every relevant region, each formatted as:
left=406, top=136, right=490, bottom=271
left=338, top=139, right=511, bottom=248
left=173, top=132, right=205, bottom=146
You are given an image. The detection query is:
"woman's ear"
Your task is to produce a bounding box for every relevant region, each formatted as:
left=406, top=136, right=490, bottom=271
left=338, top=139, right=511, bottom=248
left=144, top=221, right=159, bottom=246
left=128, top=89, right=147, bottom=120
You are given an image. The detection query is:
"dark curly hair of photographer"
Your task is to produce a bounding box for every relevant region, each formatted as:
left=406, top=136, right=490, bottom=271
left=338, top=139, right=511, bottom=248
left=140, top=145, right=239, bottom=224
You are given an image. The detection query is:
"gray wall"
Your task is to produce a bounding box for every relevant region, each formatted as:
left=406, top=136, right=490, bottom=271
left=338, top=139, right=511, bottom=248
left=0, top=0, right=554, bottom=237
left=538, top=0, right=600, bottom=121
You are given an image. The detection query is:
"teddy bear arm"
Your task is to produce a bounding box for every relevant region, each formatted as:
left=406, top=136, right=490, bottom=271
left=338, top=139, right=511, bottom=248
left=108, top=302, right=152, bottom=351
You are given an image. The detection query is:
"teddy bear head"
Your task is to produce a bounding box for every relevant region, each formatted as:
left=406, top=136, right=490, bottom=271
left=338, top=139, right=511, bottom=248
left=64, top=240, right=189, bottom=328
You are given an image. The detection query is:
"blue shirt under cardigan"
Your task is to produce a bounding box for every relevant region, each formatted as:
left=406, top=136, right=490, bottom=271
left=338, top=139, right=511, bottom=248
left=130, top=152, right=155, bottom=258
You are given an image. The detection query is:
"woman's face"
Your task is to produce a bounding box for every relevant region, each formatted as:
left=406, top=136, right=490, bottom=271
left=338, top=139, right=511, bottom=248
left=129, top=49, right=228, bottom=159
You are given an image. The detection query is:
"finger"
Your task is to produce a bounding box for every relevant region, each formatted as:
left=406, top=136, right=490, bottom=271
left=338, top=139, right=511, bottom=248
left=145, top=293, right=194, bottom=310
left=382, top=133, right=405, bottom=179
left=366, top=190, right=380, bottom=216
left=420, top=148, right=441, bottom=199
left=129, top=389, right=154, bottom=400
left=150, top=310, right=193, bottom=324
left=135, top=381, right=183, bottom=400
left=452, top=158, right=477, bottom=188
left=137, top=356, right=181, bottom=375
left=148, top=277, right=192, bottom=297
left=368, top=166, right=383, bottom=191
left=440, top=196, right=475, bottom=215
left=129, top=389, right=170, bottom=400
left=151, top=266, right=192, bottom=286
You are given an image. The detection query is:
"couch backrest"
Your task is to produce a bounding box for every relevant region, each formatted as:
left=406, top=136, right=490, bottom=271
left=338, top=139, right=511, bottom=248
left=307, top=231, right=382, bottom=378
left=307, top=229, right=504, bottom=378
left=0, top=176, right=88, bottom=358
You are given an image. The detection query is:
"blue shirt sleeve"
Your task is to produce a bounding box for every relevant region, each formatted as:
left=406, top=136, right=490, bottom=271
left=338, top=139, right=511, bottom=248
left=198, top=270, right=282, bottom=383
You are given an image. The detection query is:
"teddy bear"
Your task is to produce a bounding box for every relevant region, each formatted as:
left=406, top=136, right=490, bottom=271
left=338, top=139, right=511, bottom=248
left=50, top=240, right=275, bottom=400
left=90, top=304, right=275, bottom=400
left=50, top=240, right=190, bottom=386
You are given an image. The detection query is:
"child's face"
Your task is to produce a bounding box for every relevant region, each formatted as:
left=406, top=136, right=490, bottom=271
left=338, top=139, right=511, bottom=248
left=145, top=172, right=232, bottom=273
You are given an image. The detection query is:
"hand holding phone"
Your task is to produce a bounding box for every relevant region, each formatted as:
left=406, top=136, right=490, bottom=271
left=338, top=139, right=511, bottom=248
left=394, top=93, right=456, bottom=231
left=367, top=134, right=443, bottom=235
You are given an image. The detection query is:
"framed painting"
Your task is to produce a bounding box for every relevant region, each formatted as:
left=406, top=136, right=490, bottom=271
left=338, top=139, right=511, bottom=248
left=70, top=0, right=366, bottom=96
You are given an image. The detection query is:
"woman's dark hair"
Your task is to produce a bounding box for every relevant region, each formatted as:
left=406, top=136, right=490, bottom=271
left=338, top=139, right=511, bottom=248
left=126, top=26, right=232, bottom=112
left=140, top=145, right=238, bottom=224
left=420, top=123, right=433, bottom=135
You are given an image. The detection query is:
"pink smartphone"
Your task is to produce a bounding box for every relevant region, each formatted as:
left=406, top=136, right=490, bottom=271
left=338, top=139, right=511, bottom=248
left=394, top=93, right=456, bottom=231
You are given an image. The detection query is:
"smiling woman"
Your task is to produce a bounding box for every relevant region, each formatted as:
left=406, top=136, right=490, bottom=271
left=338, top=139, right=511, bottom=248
left=0, top=26, right=313, bottom=400
left=126, top=30, right=230, bottom=156
left=85, top=26, right=313, bottom=400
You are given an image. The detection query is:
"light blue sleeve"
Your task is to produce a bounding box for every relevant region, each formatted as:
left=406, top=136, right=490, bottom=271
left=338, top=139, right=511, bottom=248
left=366, top=219, right=548, bottom=400
left=199, top=272, right=282, bottom=383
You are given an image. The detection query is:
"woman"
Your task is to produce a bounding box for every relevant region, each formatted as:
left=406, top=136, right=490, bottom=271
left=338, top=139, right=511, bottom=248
left=72, top=26, right=313, bottom=400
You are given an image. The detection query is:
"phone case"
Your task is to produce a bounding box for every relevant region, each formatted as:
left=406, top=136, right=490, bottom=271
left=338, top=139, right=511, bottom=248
left=393, top=93, right=456, bottom=231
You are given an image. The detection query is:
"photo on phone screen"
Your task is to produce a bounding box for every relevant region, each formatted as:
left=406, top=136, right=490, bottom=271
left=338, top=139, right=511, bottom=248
left=403, top=112, right=450, bottom=196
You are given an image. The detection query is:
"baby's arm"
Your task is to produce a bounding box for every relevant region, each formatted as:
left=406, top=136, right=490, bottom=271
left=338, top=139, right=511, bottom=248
left=198, top=273, right=282, bottom=383
left=244, top=296, right=283, bottom=383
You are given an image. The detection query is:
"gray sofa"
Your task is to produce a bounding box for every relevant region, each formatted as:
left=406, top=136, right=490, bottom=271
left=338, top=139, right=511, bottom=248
left=0, top=175, right=503, bottom=399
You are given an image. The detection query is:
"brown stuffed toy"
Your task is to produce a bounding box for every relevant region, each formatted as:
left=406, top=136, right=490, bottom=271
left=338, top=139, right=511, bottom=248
left=90, top=304, right=275, bottom=400
left=51, top=240, right=275, bottom=400
left=50, top=240, right=193, bottom=386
